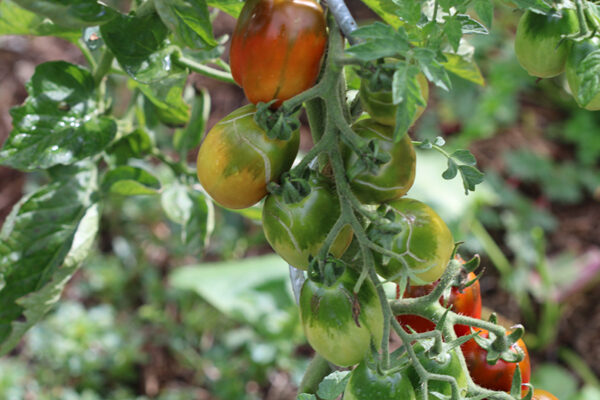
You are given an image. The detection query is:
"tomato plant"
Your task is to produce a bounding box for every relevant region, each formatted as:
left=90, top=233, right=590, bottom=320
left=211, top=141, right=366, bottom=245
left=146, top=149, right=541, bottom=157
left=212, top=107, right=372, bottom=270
left=461, top=329, right=531, bottom=392
left=370, top=198, right=454, bottom=285
left=196, top=104, right=300, bottom=209
left=514, top=9, right=578, bottom=78
left=343, top=361, right=416, bottom=400
left=396, top=271, right=482, bottom=336
left=0, top=0, right=576, bottom=399
left=344, top=118, right=416, bottom=204
left=262, top=176, right=353, bottom=270
left=359, top=73, right=428, bottom=128
left=229, top=0, right=327, bottom=108
left=299, top=267, right=384, bottom=367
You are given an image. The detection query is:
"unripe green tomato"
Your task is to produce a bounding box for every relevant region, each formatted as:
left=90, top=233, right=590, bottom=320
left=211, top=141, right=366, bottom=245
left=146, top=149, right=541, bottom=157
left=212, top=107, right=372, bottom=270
left=344, top=119, right=416, bottom=204
left=566, top=38, right=600, bottom=110
left=514, top=9, right=578, bottom=78
left=359, top=73, right=429, bottom=127
left=299, top=268, right=384, bottom=367
left=196, top=104, right=299, bottom=209
left=262, top=177, right=353, bottom=270
left=371, top=198, right=453, bottom=285
left=343, top=361, right=416, bottom=399
left=406, top=341, right=469, bottom=399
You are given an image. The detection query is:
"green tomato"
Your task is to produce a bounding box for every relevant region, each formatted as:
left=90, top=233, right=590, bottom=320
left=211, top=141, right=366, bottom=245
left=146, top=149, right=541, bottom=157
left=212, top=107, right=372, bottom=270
left=371, top=198, right=453, bottom=285
left=566, top=38, right=600, bottom=110
left=343, top=361, right=416, bottom=399
left=406, top=341, right=469, bottom=399
left=299, top=268, right=384, bottom=367
left=359, top=73, right=429, bottom=127
left=196, top=104, right=299, bottom=209
left=514, top=9, right=578, bottom=78
left=344, top=119, right=416, bottom=204
left=262, top=176, right=353, bottom=270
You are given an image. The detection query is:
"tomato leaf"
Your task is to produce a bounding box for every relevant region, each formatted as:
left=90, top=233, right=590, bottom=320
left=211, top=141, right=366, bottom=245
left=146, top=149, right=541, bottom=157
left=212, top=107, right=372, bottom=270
left=9, top=0, right=118, bottom=29
left=155, top=0, right=217, bottom=49
left=573, top=49, right=600, bottom=108
left=0, top=61, right=117, bottom=171
left=451, top=149, right=477, bottom=166
left=316, top=371, right=351, bottom=400
left=100, top=12, right=177, bottom=83
left=101, top=166, right=162, bottom=196
left=297, top=394, right=317, bottom=400
left=0, top=0, right=79, bottom=40
left=443, top=158, right=459, bottom=179
left=509, top=0, right=553, bottom=14
left=346, top=22, right=409, bottom=61
left=442, top=52, right=485, bottom=86
left=0, top=163, right=99, bottom=355
left=161, top=183, right=214, bottom=254
left=107, top=129, right=154, bottom=165
left=358, top=0, right=408, bottom=28
left=207, top=0, right=245, bottom=18
left=444, top=15, right=463, bottom=52
left=391, top=64, right=424, bottom=140
left=473, top=0, right=494, bottom=28
left=174, top=88, right=211, bottom=156
left=133, top=70, right=191, bottom=127
left=458, top=165, right=485, bottom=194
left=414, top=48, right=452, bottom=91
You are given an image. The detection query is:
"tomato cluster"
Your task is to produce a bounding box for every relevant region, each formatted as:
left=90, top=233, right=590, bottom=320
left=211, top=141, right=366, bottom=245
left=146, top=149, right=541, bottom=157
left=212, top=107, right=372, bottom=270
left=195, top=3, right=558, bottom=399
left=514, top=7, right=600, bottom=110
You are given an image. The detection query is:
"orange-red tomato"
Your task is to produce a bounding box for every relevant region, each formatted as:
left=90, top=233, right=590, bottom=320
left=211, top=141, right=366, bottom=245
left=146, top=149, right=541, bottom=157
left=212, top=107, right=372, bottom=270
left=230, top=0, right=327, bottom=108
left=531, top=389, right=559, bottom=400
left=461, top=329, right=531, bottom=392
left=396, top=271, right=482, bottom=337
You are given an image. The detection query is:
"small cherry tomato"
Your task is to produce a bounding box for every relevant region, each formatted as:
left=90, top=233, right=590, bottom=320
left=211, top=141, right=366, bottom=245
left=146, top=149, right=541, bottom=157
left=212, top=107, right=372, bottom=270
left=407, top=340, right=469, bottom=398
left=344, top=119, right=416, bottom=204
left=230, top=0, right=327, bottom=107
left=343, top=361, right=416, bottom=399
left=196, top=104, right=299, bottom=209
left=300, top=268, right=384, bottom=367
left=371, top=198, right=454, bottom=285
left=359, top=72, right=429, bottom=127
left=461, top=329, right=531, bottom=392
left=514, top=9, right=578, bottom=78
left=396, top=270, right=482, bottom=337
left=262, top=176, right=353, bottom=270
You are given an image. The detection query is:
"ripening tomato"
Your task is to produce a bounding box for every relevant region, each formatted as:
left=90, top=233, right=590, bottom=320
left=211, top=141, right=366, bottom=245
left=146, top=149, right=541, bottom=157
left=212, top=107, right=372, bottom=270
left=396, top=271, right=482, bottom=337
left=344, top=119, right=416, bottom=204
left=531, top=389, right=559, bottom=400
left=371, top=198, right=454, bottom=285
left=343, top=361, right=416, bottom=399
left=406, top=340, right=469, bottom=399
left=300, top=268, right=384, bottom=367
left=196, top=104, right=299, bottom=209
left=262, top=176, right=353, bottom=270
left=566, top=38, right=600, bottom=110
left=359, top=73, right=429, bottom=127
left=514, top=9, right=578, bottom=78
left=461, top=329, right=531, bottom=392
left=230, top=0, right=327, bottom=107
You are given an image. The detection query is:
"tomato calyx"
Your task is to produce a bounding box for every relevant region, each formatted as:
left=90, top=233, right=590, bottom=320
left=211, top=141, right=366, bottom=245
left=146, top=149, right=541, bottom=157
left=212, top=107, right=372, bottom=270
left=307, top=254, right=347, bottom=287
left=357, top=60, right=395, bottom=93
left=345, top=139, right=392, bottom=180
left=267, top=168, right=312, bottom=204
left=254, top=101, right=302, bottom=141
left=471, top=326, right=527, bottom=365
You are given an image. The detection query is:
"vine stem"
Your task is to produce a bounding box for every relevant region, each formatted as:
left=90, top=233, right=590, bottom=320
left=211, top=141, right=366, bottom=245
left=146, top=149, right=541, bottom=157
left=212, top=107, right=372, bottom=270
left=326, top=0, right=359, bottom=44
left=92, top=49, right=114, bottom=86
left=172, top=53, right=236, bottom=84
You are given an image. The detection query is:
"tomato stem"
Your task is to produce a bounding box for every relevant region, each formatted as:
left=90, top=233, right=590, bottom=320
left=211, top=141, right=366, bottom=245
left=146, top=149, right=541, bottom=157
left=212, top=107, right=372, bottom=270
left=172, top=53, right=236, bottom=85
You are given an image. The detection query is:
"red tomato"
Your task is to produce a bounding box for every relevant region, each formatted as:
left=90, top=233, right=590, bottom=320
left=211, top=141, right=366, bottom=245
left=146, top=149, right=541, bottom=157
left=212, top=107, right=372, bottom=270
left=396, top=271, right=482, bottom=337
left=461, top=329, right=531, bottom=392
left=229, top=0, right=327, bottom=107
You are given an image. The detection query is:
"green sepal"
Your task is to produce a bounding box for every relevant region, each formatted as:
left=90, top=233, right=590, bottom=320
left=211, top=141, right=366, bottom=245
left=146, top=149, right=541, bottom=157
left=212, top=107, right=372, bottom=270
left=254, top=101, right=301, bottom=141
